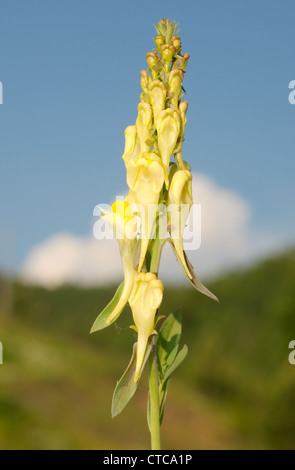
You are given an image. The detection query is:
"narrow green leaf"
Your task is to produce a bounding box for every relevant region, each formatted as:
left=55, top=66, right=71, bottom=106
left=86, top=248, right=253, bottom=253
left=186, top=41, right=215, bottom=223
left=147, top=386, right=151, bottom=433
left=90, top=281, right=125, bottom=333
left=147, top=376, right=168, bottom=431
left=112, top=343, right=151, bottom=418
left=168, top=240, right=219, bottom=302
left=159, top=380, right=169, bottom=424
left=163, top=344, right=188, bottom=382
left=184, top=251, right=219, bottom=302
left=157, top=345, right=188, bottom=424
left=156, top=309, right=182, bottom=379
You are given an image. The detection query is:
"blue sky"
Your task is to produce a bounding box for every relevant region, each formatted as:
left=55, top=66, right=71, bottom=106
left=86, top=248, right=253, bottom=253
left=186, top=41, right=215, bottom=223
left=0, top=0, right=295, bottom=280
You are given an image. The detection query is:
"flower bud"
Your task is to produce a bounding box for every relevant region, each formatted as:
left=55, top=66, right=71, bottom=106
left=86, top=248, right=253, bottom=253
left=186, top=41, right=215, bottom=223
left=154, top=18, right=179, bottom=44
left=179, top=100, right=188, bottom=114
left=153, top=35, right=165, bottom=50
left=173, top=100, right=189, bottom=169
left=168, top=169, right=192, bottom=207
left=129, top=272, right=164, bottom=382
left=140, top=92, right=150, bottom=104
left=179, top=100, right=188, bottom=137
left=136, top=102, right=153, bottom=153
left=172, top=52, right=190, bottom=71
left=146, top=52, right=162, bottom=79
left=155, top=108, right=181, bottom=186
left=160, top=44, right=176, bottom=72
left=140, top=70, right=152, bottom=94
left=171, top=35, right=181, bottom=52
left=149, top=79, right=167, bottom=119
left=168, top=69, right=184, bottom=109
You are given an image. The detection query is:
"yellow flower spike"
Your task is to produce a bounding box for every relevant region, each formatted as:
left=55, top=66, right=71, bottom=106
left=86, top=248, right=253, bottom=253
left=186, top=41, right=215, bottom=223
left=155, top=108, right=181, bottom=187
left=136, top=102, right=153, bottom=153
left=129, top=272, right=164, bottom=383
left=122, top=125, right=141, bottom=166
left=100, top=200, right=138, bottom=324
left=126, top=153, right=164, bottom=271
left=91, top=19, right=220, bottom=437
left=167, top=169, right=193, bottom=279
left=149, top=79, right=167, bottom=119
left=168, top=69, right=184, bottom=109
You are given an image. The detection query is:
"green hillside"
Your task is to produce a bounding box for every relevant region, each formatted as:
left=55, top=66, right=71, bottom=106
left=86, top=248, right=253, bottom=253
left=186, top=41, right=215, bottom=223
left=0, top=249, right=295, bottom=449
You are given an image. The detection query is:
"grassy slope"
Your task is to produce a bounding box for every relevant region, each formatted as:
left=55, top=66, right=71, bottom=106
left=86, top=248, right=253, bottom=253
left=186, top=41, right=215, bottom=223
left=0, top=248, right=295, bottom=449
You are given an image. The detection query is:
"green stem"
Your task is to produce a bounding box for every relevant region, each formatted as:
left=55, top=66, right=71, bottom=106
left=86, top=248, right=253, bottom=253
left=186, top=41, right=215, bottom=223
left=150, top=236, right=165, bottom=274
left=148, top=337, right=161, bottom=450
left=147, top=231, right=165, bottom=449
left=174, top=151, right=186, bottom=170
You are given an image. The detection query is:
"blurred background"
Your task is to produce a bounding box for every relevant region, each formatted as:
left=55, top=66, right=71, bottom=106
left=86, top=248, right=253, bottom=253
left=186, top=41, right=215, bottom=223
left=0, top=0, right=295, bottom=449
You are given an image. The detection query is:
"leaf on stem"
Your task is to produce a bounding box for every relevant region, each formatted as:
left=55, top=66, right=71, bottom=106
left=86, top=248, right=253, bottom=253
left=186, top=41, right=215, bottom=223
left=112, top=342, right=152, bottom=418
left=157, top=307, right=182, bottom=379
left=90, top=281, right=125, bottom=333
left=154, top=309, right=188, bottom=424
left=162, top=344, right=188, bottom=383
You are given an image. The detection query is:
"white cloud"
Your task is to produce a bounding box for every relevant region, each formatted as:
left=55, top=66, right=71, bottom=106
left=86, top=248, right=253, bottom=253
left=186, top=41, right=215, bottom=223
left=21, top=234, right=123, bottom=288
left=20, top=173, right=281, bottom=288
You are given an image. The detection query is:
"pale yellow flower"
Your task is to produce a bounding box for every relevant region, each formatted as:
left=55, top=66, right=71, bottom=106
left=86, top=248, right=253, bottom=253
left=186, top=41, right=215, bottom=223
left=100, top=200, right=138, bottom=324
left=140, top=70, right=152, bottom=95
left=155, top=108, right=181, bottom=187
left=168, top=69, right=183, bottom=109
left=136, top=102, right=153, bottom=153
left=122, top=125, right=141, bottom=166
left=126, top=153, right=165, bottom=271
left=149, top=79, right=167, bottom=119
left=129, top=272, right=164, bottom=383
